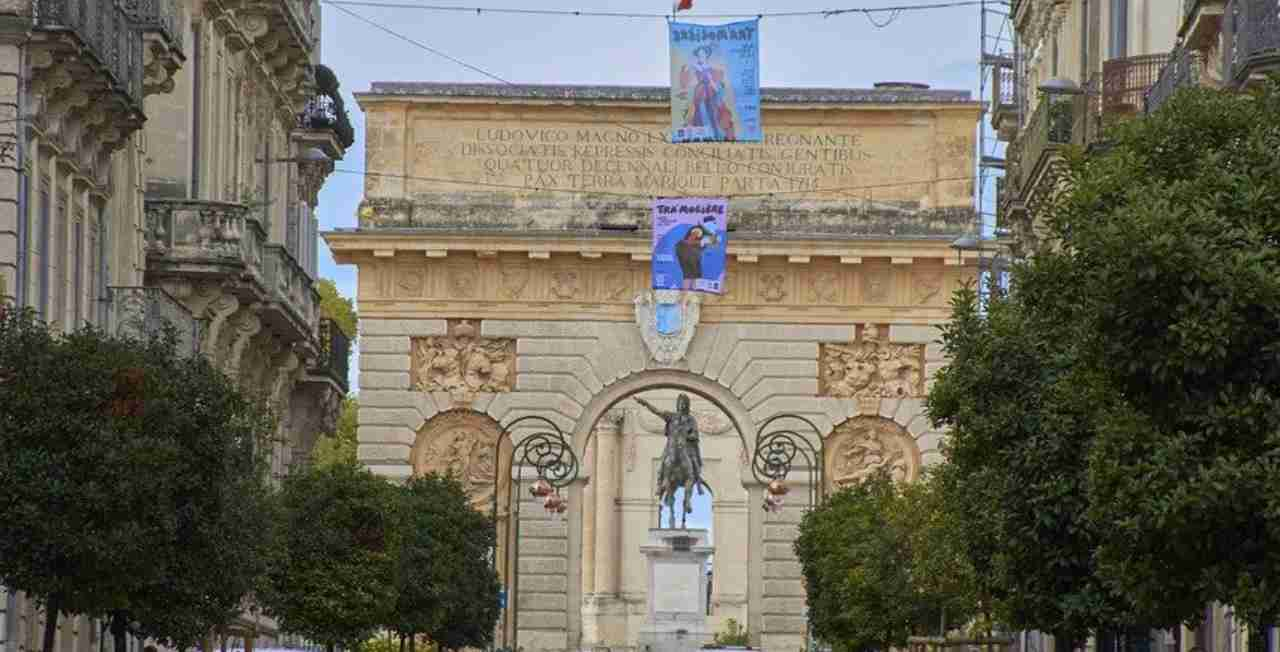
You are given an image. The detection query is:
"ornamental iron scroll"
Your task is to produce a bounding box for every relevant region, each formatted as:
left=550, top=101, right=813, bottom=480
left=751, top=413, right=826, bottom=512
left=489, top=415, right=581, bottom=652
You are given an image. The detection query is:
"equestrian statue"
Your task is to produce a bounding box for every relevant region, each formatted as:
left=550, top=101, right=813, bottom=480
left=634, top=393, right=709, bottom=529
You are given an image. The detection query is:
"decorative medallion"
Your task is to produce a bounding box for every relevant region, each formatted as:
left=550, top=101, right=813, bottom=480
left=809, top=270, right=840, bottom=303
left=601, top=269, right=631, bottom=301
left=397, top=267, right=425, bottom=297
left=448, top=265, right=478, bottom=298
left=551, top=269, right=581, bottom=299
left=825, top=416, right=921, bottom=491
left=818, top=324, right=925, bottom=399
left=412, top=410, right=508, bottom=511
left=410, top=319, right=515, bottom=404
left=634, top=289, right=702, bottom=365
left=863, top=269, right=892, bottom=303
left=912, top=269, right=943, bottom=305
left=498, top=262, right=530, bottom=299
left=758, top=273, right=787, bottom=302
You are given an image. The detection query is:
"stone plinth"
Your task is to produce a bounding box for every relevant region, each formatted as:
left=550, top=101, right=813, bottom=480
left=639, top=529, right=714, bottom=652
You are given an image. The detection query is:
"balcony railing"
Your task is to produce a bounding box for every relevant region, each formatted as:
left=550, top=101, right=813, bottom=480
left=121, top=0, right=185, bottom=52
left=1006, top=92, right=1081, bottom=197
left=106, top=286, right=204, bottom=357
left=34, top=0, right=144, bottom=108
left=312, top=318, right=351, bottom=392
left=1102, top=53, right=1173, bottom=115
left=1145, top=47, right=1205, bottom=113
left=144, top=199, right=266, bottom=279
left=262, top=244, right=319, bottom=335
left=1225, top=0, right=1280, bottom=84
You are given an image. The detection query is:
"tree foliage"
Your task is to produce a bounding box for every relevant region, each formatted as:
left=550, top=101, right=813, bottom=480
left=0, top=308, right=277, bottom=652
left=262, top=461, right=398, bottom=652
left=312, top=396, right=359, bottom=469
left=926, top=77, right=1280, bottom=638
left=795, top=471, right=970, bottom=652
left=1054, top=80, right=1280, bottom=629
left=317, top=278, right=358, bottom=340
left=391, top=473, right=500, bottom=652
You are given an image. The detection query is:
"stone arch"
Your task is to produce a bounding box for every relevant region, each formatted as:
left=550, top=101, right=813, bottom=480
left=571, top=369, right=759, bottom=455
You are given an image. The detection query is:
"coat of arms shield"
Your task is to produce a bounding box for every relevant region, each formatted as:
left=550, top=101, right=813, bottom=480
left=635, top=289, right=701, bottom=365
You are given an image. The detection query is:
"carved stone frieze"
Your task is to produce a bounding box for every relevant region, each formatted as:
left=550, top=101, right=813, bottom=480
left=412, top=410, right=508, bottom=511
left=551, top=269, right=581, bottom=299
left=410, top=319, right=515, bottom=403
left=448, top=264, right=478, bottom=298
left=819, top=324, right=925, bottom=399
left=758, top=273, right=787, bottom=302
left=825, top=416, right=922, bottom=490
left=499, top=261, right=531, bottom=299
left=809, top=270, right=840, bottom=303
left=863, top=269, right=892, bottom=303
left=912, top=269, right=943, bottom=305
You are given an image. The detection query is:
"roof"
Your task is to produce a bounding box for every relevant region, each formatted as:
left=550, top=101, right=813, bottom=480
left=360, top=82, right=974, bottom=105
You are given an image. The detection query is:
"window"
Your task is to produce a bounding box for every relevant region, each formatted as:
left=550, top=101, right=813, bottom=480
left=191, top=21, right=202, bottom=198
left=1110, top=0, right=1128, bottom=59
left=37, top=188, right=49, bottom=319
left=15, top=174, right=27, bottom=307
left=73, top=216, right=83, bottom=326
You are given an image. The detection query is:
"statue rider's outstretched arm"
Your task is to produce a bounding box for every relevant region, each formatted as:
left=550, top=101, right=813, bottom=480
left=633, top=397, right=669, bottom=420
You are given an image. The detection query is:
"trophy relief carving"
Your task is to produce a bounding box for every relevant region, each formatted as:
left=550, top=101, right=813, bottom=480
left=410, top=320, right=515, bottom=403
left=819, top=324, right=925, bottom=399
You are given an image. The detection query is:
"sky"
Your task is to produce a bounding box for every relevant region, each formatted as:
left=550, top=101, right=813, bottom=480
left=310, top=0, right=1007, bottom=535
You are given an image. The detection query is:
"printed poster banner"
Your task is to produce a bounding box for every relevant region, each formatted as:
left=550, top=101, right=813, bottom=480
left=652, top=197, right=728, bottom=294
left=669, top=19, right=762, bottom=144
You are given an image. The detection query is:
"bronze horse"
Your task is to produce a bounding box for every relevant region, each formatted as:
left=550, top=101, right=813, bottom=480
left=635, top=394, right=708, bottom=529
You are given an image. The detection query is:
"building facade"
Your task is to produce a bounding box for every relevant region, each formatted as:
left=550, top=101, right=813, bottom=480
left=328, top=81, right=981, bottom=652
left=995, top=0, right=1278, bottom=254
left=0, top=0, right=350, bottom=650
left=995, top=1, right=1280, bottom=651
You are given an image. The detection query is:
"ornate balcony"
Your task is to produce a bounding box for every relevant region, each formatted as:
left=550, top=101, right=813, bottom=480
left=1145, top=47, right=1205, bottom=114
left=205, top=0, right=314, bottom=103
left=120, top=0, right=187, bottom=95
left=1004, top=90, right=1082, bottom=199
left=105, top=286, right=205, bottom=357
left=261, top=244, right=319, bottom=342
left=1101, top=53, right=1172, bottom=116
left=307, top=318, right=350, bottom=393
left=1181, top=0, right=1227, bottom=49
left=1225, top=0, right=1280, bottom=85
left=990, top=57, right=1019, bottom=141
left=144, top=199, right=266, bottom=280
left=32, top=0, right=144, bottom=109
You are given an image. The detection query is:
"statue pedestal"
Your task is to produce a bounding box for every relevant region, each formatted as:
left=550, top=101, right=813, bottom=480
left=638, top=529, right=714, bottom=652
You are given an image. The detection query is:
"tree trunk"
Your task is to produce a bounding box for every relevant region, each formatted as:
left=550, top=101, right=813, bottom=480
left=409, top=632, right=416, bottom=652
left=41, top=596, right=60, bottom=652
left=398, top=634, right=405, bottom=652
left=111, top=613, right=129, bottom=652
left=1052, top=631, right=1078, bottom=652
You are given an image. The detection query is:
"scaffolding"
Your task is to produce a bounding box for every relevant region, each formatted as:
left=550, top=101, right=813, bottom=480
left=973, top=0, right=1016, bottom=287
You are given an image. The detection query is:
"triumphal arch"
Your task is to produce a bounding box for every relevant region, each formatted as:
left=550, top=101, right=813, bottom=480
left=326, top=81, right=980, bottom=652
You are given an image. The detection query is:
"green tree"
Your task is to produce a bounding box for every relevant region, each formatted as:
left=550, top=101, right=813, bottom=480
left=317, top=278, right=358, bottom=340
left=795, top=472, right=917, bottom=652
left=897, top=470, right=979, bottom=636
left=926, top=282, right=1137, bottom=649
left=313, top=396, right=359, bottom=468
left=262, top=461, right=398, bottom=652
left=1042, top=79, right=1280, bottom=630
left=391, top=473, right=500, bottom=652
left=0, top=307, right=277, bottom=652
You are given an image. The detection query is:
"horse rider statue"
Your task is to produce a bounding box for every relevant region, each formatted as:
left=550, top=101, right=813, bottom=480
left=634, top=393, right=708, bottom=529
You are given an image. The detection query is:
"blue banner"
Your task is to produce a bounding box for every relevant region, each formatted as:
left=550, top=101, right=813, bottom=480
left=670, top=19, right=762, bottom=144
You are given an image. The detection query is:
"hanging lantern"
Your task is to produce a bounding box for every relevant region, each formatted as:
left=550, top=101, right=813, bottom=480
left=543, top=493, right=565, bottom=512
left=530, top=478, right=553, bottom=498
left=767, top=479, right=790, bottom=496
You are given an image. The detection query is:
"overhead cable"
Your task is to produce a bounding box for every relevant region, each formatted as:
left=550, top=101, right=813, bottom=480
left=321, top=0, right=1001, bottom=19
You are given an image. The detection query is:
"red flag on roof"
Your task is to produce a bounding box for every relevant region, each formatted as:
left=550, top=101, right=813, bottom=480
left=673, top=0, right=693, bottom=12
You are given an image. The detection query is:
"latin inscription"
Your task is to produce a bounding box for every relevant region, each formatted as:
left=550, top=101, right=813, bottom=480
left=410, top=123, right=881, bottom=196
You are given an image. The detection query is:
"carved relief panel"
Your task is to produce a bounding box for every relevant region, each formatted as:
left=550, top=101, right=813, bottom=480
left=825, top=416, right=922, bottom=491
left=412, top=409, right=511, bottom=514
left=411, top=319, right=515, bottom=403
left=819, top=324, right=925, bottom=399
